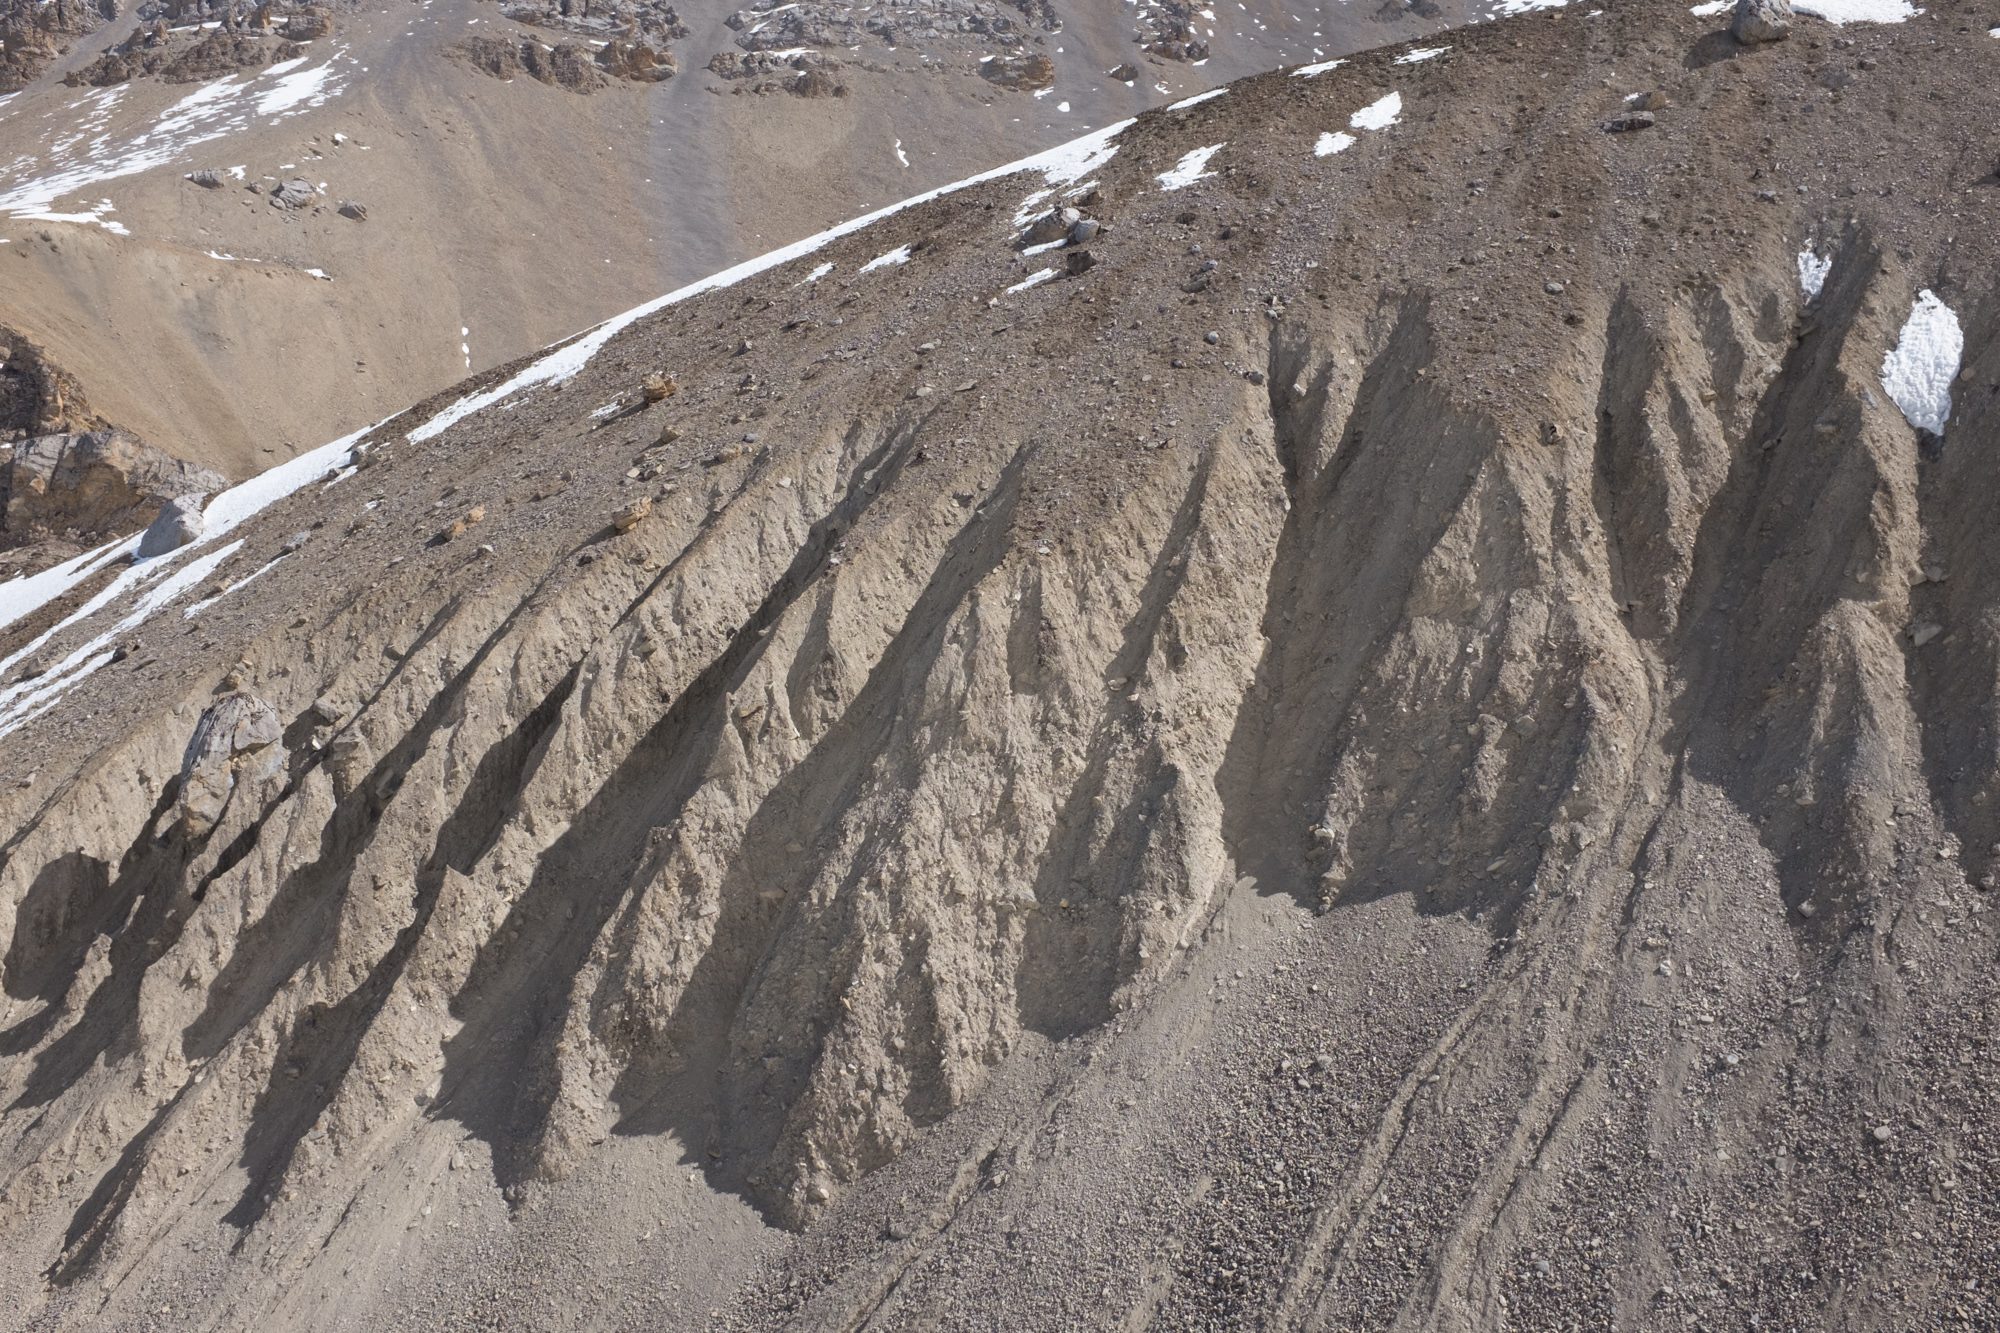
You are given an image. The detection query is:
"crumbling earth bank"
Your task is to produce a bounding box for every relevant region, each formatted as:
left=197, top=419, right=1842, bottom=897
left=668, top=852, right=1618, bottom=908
left=1, top=1, right=1998, bottom=1327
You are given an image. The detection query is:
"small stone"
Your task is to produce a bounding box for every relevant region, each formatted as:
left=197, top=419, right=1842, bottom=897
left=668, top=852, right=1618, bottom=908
left=613, top=497, right=652, bottom=533
left=1798, top=899, right=1818, bottom=918
left=337, top=199, right=368, bottom=221
left=1204, top=330, right=1221, bottom=345
left=642, top=372, right=677, bottom=402
left=1602, top=111, right=1656, bottom=133
left=1544, top=280, right=1565, bottom=295
left=1871, top=1124, right=1893, bottom=1143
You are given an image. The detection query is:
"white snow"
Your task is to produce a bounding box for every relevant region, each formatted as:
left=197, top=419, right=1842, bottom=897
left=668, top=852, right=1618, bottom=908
left=1689, top=0, right=1729, bottom=13
left=409, top=117, right=1136, bottom=447
left=1021, top=237, right=1065, bottom=256
left=859, top=245, right=913, bottom=273
left=1315, top=131, right=1357, bottom=157
left=1005, top=268, right=1058, bottom=294
left=1488, top=0, right=1569, bottom=12
left=0, top=537, right=132, bottom=634
left=1796, top=0, right=1919, bottom=22
left=1168, top=88, right=1228, bottom=111
left=1157, top=143, right=1224, bottom=191
left=184, top=550, right=287, bottom=618
left=1796, top=248, right=1831, bottom=300
left=0, top=54, right=349, bottom=229
left=1350, top=92, right=1403, bottom=131
left=796, top=261, right=834, bottom=285
left=894, top=138, right=909, bottom=168
left=1395, top=46, right=1448, bottom=64
left=1291, top=58, right=1346, bottom=78
left=1880, top=290, right=1963, bottom=436
left=0, top=540, right=243, bottom=738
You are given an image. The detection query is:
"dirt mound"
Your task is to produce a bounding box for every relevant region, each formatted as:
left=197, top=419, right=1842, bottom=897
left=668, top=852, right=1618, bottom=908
left=0, top=1, right=1996, bottom=1328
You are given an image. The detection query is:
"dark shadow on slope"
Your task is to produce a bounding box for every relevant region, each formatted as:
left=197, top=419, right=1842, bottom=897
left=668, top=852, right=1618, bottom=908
left=1213, top=296, right=1529, bottom=924
left=1665, top=227, right=1908, bottom=940
left=1, top=851, right=116, bottom=1055
left=1015, top=450, right=1214, bottom=1039
left=429, top=420, right=931, bottom=1209
left=218, top=659, right=579, bottom=1235
left=8, top=787, right=186, bottom=1108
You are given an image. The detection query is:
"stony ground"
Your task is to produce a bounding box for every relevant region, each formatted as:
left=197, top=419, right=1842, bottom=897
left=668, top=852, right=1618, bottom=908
left=1, top=0, right=1998, bottom=1328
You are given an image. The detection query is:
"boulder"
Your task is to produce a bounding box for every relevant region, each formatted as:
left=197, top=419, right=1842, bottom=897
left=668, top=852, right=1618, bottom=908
left=175, top=690, right=284, bottom=838
left=137, top=494, right=206, bottom=558
left=268, top=177, right=314, bottom=209
left=1733, top=0, right=1792, bottom=43
left=1022, top=206, right=1080, bottom=247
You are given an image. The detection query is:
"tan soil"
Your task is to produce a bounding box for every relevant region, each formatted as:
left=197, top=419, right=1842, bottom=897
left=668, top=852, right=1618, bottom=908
left=1, top=0, right=1998, bottom=1328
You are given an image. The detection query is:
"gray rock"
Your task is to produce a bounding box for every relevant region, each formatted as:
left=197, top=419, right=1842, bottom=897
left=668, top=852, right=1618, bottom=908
left=1022, top=206, right=1080, bottom=247
left=269, top=178, right=315, bottom=209
left=176, top=691, right=284, bottom=838
left=1733, top=0, right=1792, bottom=43
left=337, top=199, right=368, bottom=221
left=1067, top=217, right=1100, bottom=246
left=187, top=169, right=226, bottom=189
left=1602, top=111, right=1656, bottom=133
left=136, top=494, right=206, bottom=558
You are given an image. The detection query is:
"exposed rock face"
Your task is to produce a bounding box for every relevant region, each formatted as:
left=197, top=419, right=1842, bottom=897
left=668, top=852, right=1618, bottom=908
left=978, top=51, right=1054, bottom=90
left=455, top=34, right=646, bottom=92
left=0, top=8, right=1995, bottom=1331
left=0, top=327, right=101, bottom=440
left=1733, top=0, right=1793, bottom=43
left=0, top=432, right=225, bottom=548
left=174, top=691, right=285, bottom=838
left=0, top=0, right=113, bottom=92
left=64, top=2, right=326, bottom=87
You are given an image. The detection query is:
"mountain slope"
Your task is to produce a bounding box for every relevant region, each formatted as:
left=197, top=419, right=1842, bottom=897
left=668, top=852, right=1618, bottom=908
left=3, top=0, right=1999, bottom=1328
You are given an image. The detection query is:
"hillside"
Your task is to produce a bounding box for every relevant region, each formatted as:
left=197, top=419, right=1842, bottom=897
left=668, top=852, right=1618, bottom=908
left=0, top=0, right=1460, bottom=538
left=2, top=0, right=1998, bottom=1327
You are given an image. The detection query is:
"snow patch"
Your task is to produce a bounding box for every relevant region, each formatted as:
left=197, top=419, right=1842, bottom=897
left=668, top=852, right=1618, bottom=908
left=1350, top=91, right=1403, bottom=131
left=1157, top=143, right=1224, bottom=191
left=1291, top=57, right=1346, bottom=77
left=1880, top=290, right=1962, bottom=436
left=1395, top=46, right=1447, bottom=64
left=859, top=245, right=913, bottom=273
left=1005, top=268, right=1057, bottom=294
left=1797, top=0, right=1919, bottom=22
left=1796, top=248, right=1831, bottom=300
left=1315, top=131, right=1356, bottom=157
left=1168, top=88, right=1227, bottom=110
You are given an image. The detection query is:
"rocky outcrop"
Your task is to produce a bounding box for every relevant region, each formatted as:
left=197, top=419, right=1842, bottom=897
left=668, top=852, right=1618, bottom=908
left=64, top=2, right=323, bottom=88
left=1, top=433, right=224, bottom=549
left=978, top=50, right=1054, bottom=90
left=0, top=0, right=113, bottom=92
left=174, top=690, right=285, bottom=838
left=456, top=33, right=674, bottom=91
left=0, top=329, right=100, bottom=441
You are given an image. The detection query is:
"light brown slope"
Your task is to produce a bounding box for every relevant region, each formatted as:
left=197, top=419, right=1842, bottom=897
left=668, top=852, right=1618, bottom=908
left=1, top=1, right=1998, bottom=1328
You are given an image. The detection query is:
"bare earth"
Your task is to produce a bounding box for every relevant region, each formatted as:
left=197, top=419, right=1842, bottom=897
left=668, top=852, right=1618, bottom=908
left=1, top=0, right=1998, bottom=1328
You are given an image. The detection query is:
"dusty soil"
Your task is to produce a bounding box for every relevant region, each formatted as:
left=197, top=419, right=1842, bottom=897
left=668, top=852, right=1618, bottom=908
left=1, top=0, right=1998, bottom=1328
